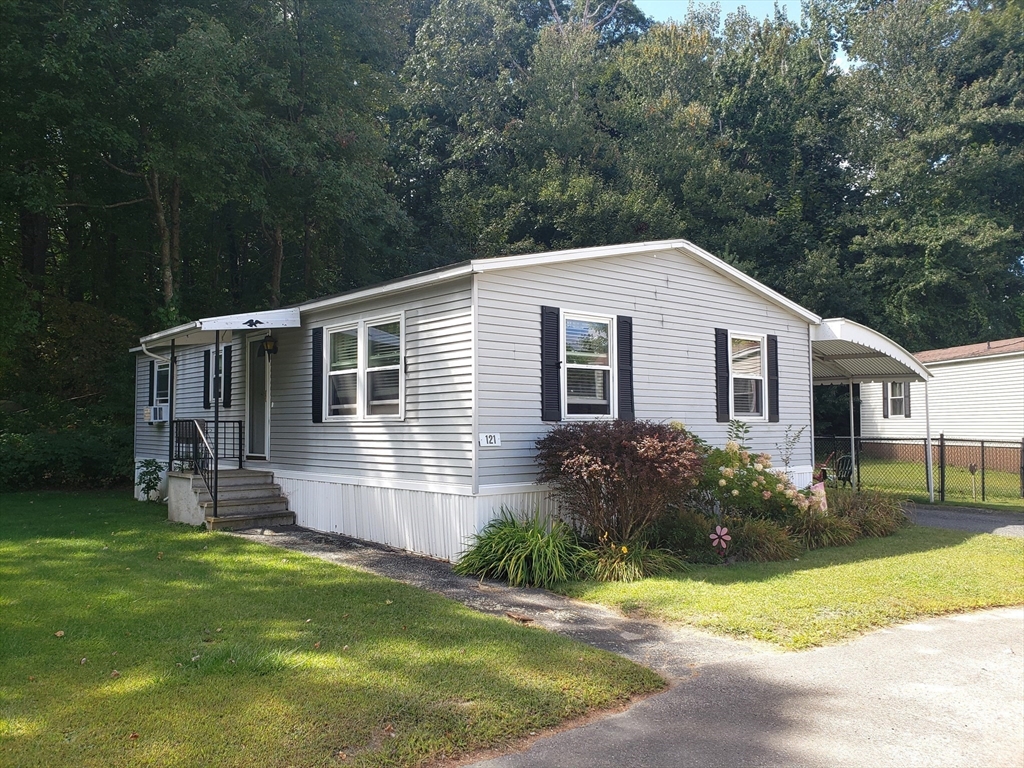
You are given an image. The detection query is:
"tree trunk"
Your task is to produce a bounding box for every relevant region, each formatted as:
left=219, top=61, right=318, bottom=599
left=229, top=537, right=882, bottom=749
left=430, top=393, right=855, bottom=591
left=149, top=169, right=174, bottom=309
left=303, top=214, right=314, bottom=295
left=170, top=176, right=181, bottom=301
left=270, top=224, right=284, bottom=308
left=19, top=209, right=48, bottom=286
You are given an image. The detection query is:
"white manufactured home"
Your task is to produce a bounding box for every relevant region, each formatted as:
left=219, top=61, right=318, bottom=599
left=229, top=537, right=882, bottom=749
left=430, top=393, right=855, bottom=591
left=859, top=337, right=1024, bottom=442
left=134, top=239, right=926, bottom=560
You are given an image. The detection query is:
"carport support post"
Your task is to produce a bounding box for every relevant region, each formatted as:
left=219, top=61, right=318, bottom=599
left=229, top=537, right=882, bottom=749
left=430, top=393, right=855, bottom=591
left=848, top=380, right=857, bottom=487
left=213, top=331, right=220, bottom=519
left=924, top=381, right=934, bottom=502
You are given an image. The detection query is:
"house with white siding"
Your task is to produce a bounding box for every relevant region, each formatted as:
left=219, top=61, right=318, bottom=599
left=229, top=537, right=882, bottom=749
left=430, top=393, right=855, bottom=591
left=134, top=239, right=924, bottom=560
left=859, top=337, right=1024, bottom=443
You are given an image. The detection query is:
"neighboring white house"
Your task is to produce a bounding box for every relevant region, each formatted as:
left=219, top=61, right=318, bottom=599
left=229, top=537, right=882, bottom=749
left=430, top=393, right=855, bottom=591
left=860, top=337, right=1024, bottom=443
left=133, top=239, right=923, bottom=560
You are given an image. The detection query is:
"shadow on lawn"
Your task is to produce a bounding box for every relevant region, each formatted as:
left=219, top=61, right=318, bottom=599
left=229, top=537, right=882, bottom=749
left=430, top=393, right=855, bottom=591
left=1, top=490, right=660, bottom=767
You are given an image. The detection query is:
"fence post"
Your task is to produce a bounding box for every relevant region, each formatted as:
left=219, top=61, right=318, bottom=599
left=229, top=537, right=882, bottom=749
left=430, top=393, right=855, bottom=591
left=939, top=433, right=946, bottom=503
left=238, top=422, right=244, bottom=470
left=980, top=441, right=985, bottom=502
left=1019, top=438, right=1024, bottom=499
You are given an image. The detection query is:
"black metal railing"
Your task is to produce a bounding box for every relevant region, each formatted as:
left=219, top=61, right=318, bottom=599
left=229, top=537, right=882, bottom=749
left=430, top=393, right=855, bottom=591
left=172, top=419, right=244, bottom=471
left=814, top=434, right=1024, bottom=505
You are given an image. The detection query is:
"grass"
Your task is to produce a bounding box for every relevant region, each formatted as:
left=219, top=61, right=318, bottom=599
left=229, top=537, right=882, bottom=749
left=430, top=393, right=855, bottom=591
left=857, top=459, right=1023, bottom=511
left=0, top=491, right=663, bottom=768
left=559, top=525, right=1024, bottom=650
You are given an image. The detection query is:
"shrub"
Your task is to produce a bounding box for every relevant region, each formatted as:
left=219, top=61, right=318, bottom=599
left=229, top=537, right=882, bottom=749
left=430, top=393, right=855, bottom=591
left=535, top=420, right=704, bottom=543
left=454, top=508, right=592, bottom=588
left=830, top=489, right=908, bottom=537
left=136, top=459, right=165, bottom=501
left=725, top=516, right=800, bottom=562
left=652, top=507, right=721, bottom=564
left=789, top=508, right=858, bottom=550
left=591, top=535, right=687, bottom=582
left=698, top=441, right=804, bottom=522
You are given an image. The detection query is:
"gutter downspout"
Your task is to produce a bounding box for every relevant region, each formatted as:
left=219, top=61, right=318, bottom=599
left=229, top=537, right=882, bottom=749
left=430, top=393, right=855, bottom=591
left=139, top=341, right=171, bottom=364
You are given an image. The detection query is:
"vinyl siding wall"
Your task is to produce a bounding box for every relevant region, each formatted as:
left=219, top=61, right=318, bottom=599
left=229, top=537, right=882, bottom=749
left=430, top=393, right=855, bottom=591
left=475, top=250, right=815, bottom=487
left=860, top=353, right=1024, bottom=441
left=264, top=277, right=474, bottom=485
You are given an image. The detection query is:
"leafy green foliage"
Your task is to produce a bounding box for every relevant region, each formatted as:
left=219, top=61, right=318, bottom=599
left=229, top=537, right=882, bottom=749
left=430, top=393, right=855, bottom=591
left=135, top=459, right=165, bottom=501
left=829, top=489, right=909, bottom=538
left=652, top=507, right=721, bottom=564
left=591, top=536, right=687, bottom=583
left=454, top=507, right=593, bottom=588
left=536, top=420, right=704, bottom=543
left=788, top=507, right=859, bottom=550
left=723, top=516, right=800, bottom=563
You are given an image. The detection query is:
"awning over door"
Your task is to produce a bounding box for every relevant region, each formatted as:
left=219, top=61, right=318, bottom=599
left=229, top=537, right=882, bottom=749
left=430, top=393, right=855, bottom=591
left=138, top=308, right=302, bottom=349
left=812, top=318, right=931, bottom=385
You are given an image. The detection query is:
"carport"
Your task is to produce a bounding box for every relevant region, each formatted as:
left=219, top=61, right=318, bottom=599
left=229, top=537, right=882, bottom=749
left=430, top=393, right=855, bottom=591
left=811, top=318, right=934, bottom=500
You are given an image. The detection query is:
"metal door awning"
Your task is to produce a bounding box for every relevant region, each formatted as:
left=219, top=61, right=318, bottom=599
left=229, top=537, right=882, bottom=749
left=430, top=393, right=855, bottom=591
left=138, top=308, right=302, bottom=350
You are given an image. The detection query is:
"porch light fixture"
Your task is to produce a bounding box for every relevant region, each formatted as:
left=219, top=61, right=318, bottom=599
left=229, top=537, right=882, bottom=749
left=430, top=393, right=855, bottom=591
left=260, top=335, right=279, bottom=356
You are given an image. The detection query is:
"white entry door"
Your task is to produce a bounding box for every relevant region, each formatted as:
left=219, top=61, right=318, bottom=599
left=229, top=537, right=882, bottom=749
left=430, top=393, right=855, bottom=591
left=246, top=338, right=270, bottom=458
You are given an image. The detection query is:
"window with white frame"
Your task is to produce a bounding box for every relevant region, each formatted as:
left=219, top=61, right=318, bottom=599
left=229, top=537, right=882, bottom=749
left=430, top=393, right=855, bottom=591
left=563, top=314, right=614, bottom=417
left=155, top=362, right=170, bottom=406
left=888, top=382, right=905, bottom=416
left=325, top=316, right=403, bottom=420
left=730, top=334, right=765, bottom=418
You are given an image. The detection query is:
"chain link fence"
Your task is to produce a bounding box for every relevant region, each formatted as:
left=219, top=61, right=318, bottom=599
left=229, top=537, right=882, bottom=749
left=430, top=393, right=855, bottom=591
left=813, top=435, right=1024, bottom=507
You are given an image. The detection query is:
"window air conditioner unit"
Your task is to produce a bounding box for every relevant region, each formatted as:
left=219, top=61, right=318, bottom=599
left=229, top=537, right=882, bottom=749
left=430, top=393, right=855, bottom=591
left=147, top=405, right=169, bottom=423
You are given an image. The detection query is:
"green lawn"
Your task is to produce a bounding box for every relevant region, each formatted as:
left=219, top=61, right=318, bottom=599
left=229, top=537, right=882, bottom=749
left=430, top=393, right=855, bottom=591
left=857, top=459, right=1023, bottom=511
left=0, top=491, right=662, bottom=768
left=559, top=525, right=1024, bottom=650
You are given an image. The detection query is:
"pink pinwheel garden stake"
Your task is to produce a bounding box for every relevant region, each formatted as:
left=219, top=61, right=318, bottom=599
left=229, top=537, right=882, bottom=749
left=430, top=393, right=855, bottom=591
left=710, top=525, right=731, bottom=551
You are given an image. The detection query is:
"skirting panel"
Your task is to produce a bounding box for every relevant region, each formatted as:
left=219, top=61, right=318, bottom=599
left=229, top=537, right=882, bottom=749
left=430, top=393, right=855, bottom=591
left=275, top=474, right=558, bottom=562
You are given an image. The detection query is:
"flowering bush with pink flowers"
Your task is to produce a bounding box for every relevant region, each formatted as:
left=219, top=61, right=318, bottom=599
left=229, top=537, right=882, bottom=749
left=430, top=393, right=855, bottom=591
left=700, top=440, right=824, bottom=522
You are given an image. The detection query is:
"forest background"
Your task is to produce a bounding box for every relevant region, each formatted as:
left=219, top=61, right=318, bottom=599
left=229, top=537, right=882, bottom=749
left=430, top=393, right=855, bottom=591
left=1, top=0, right=1021, bottom=488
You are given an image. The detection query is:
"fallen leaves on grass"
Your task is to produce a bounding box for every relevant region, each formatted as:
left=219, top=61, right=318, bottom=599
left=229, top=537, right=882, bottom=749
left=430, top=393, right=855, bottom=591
left=54, top=631, right=65, bottom=638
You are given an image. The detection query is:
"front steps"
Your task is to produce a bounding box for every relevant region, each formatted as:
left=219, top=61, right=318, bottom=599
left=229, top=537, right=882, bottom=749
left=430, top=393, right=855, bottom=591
left=166, top=469, right=295, bottom=530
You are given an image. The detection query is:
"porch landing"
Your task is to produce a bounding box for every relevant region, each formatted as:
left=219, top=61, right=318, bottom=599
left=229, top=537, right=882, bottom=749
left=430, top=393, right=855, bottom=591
left=167, top=469, right=295, bottom=530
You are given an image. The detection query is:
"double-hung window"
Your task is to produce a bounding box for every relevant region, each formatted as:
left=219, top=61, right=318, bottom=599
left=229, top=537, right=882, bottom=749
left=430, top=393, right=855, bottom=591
left=730, top=334, right=766, bottom=419
left=563, top=314, right=614, bottom=417
left=325, top=315, right=403, bottom=420
left=155, top=362, right=170, bottom=406
left=888, top=382, right=905, bottom=416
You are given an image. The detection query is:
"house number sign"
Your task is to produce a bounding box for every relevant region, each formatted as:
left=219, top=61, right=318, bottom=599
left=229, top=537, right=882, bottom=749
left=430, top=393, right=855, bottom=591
left=478, top=433, right=502, bottom=447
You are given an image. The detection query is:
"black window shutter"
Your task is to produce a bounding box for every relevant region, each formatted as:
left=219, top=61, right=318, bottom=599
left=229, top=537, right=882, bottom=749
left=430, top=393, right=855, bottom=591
left=222, top=345, right=233, bottom=409
left=904, top=382, right=911, bottom=418
left=767, top=335, right=780, bottom=423
left=203, top=351, right=211, bottom=410
left=541, top=306, right=561, bottom=421
left=714, top=328, right=730, bottom=422
left=881, top=382, right=889, bottom=419
left=311, top=327, right=323, bottom=424
left=148, top=360, right=155, bottom=406
left=616, top=316, right=635, bottom=421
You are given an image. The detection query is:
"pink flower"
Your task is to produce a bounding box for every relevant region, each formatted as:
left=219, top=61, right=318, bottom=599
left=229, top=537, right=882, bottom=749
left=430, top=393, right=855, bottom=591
left=710, top=525, right=732, bottom=550
left=762, top=491, right=772, bottom=499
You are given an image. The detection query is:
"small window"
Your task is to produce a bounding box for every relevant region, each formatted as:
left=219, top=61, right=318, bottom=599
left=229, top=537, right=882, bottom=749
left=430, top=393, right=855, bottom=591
left=209, top=349, right=225, bottom=403
left=366, top=320, right=401, bottom=416
left=323, top=315, right=403, bottom=421
left=328, top=327, right=358, bottom=417
left=155, top=362, right=170, bottom=406
left=889, top=382, right=905, bottom=416
left=564, top=315, right=613, bottom=417
left=731, top=335, right=765, bottom=418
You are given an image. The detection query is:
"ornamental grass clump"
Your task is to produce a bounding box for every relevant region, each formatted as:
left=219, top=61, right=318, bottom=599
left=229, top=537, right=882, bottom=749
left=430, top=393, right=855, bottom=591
left=829, top=488, right=909, bottom=537
left=591, top=535, right=687, bottom=582
left=535, top=420, right=704, bottom=545
left=454, top=507, right=593, bottom=588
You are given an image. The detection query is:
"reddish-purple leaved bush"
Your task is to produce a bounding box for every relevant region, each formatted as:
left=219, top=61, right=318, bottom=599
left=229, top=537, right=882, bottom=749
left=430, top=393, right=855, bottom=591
left=535, top=420, right=704, bottom=543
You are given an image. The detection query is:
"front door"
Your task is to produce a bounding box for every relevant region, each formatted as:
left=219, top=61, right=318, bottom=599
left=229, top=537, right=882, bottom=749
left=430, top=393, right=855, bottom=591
left=247, top=338, right=270, bottom=458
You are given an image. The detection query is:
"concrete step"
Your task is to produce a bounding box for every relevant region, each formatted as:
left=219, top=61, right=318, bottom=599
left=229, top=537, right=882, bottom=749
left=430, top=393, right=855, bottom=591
left=204, top=470, right=275, bottom=489
left=198, top=496, right=289, bottom=516
left=196, top=483, right=283, bottom=503
left=205, top=510, right=296, bottom=531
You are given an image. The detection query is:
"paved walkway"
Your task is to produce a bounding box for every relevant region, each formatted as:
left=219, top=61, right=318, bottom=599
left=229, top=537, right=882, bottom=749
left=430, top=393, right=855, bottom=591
left=908, top=504, right=1023, bottom=537
left=230, top=520, right=1024, bottom=768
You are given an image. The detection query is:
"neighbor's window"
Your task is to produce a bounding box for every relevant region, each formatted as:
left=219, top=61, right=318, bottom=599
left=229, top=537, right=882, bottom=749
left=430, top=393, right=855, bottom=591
left=366, top=320, right=401, bottom=416
left=155, top=362, right=170, bottom=406
left=889, top=382, right=905, bottom=417
left=328, top=326, right=358, bottom=416
left=731, top=335, right=765, bottom=418
left=564, top=315, right=612, bottom=416
left=324, top=316, right=403, bottom=420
